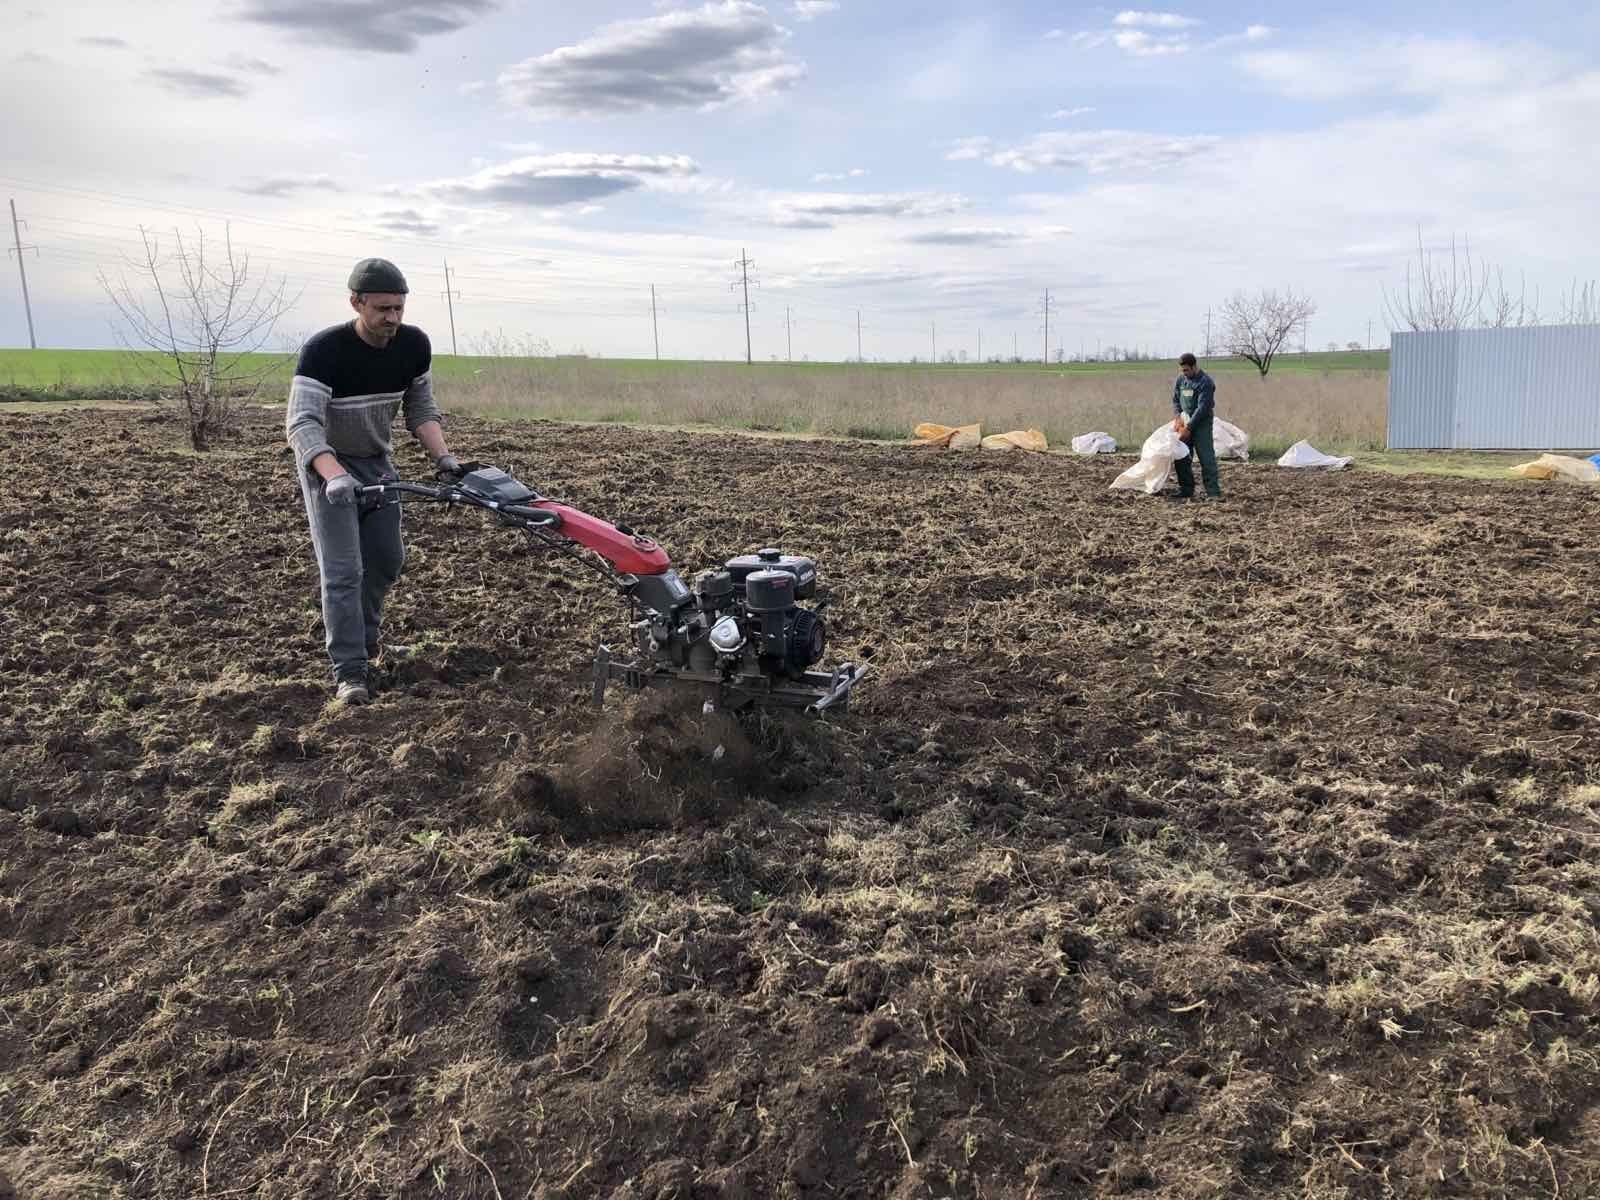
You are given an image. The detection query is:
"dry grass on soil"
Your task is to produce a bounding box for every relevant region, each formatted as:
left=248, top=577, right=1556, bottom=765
left=1, top=406, right=1598, bottom=1199
left=446, top=359, right=1389, bottom=454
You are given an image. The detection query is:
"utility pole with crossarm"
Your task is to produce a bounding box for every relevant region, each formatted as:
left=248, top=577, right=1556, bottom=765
left=9, top=199, right=38, bottom=350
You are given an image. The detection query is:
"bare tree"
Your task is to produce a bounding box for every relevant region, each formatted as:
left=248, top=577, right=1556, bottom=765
left=1219, top=288, right=1317, bottom=377
left=99, top=225, right=296, bottom=451
left=1383, top=228, right=1539, bottom=332
left=1557, top=280, right=1599, bottom=325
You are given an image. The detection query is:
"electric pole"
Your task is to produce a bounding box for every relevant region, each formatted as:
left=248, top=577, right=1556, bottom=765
left=731, top=249, right=757, bottom=364
left=856, top=310, right=862, bottom=362
left=931, top=319, right=936, bottom=364
left=1012, top=331, right=1018, bottom=361
left=977, top=328, right=982, bottom=364
left=651, top=284, right=660, bottom=360
left=1040, top=289, right=1056, bottom=363
left=440, top=259, right=460, bottom=356
left=785, top=305, right=792, bottom=362
left=1204, top=308, right=1213, bottom=356
left=9, top=200, right=38, bottom=350
left=1366, top=319, right=1372, bottom=352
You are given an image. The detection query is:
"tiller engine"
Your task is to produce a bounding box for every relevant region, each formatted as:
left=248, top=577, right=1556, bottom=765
left=359, top=465, right=868, bottom=713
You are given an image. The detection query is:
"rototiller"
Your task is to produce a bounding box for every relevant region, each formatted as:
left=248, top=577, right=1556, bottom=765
left=358, top=465, right=868, bottom=713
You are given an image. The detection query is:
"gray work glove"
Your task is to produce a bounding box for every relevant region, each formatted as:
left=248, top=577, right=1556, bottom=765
left=434, top=453, right=463, bottom=480
left=324, top=473, right=358, bottom=507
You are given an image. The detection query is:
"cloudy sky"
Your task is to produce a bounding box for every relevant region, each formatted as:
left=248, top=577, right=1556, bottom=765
left=4, top=0, right=1598, bottom=361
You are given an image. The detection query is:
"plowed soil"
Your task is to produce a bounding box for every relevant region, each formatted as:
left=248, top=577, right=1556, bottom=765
left=3, top=406, right=1599, bottom=1200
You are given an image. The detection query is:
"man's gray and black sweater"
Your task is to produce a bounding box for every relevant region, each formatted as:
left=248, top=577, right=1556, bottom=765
left=285, top=321, right=442, bottom=472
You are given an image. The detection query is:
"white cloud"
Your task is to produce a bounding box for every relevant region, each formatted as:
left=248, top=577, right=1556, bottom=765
left=985, top=130, right=1220, bottom=173
left=1044, top=28, right=1065, bottom=39
left=497, top=1, right=804, bottom=117
left=235, top=174, right=340, bottom=197
left=1001, top=62, right=1600, bottom=345
left=1051, top=106, right=1096, bottom=119
left=795, top=263, right=928, bottom=288
left=945, top=136, right=993, bottom=161
left=421, top=153, right=700, bottom=207
left=1112, top=29, right=1189, bottom=56
left=1206, top=23, right=1275, bottom=49
left=1240, top=36, right=1557, bottom=102
left=1112, top=11, right=1200, bottom=29
left=791, top=0, right=837, bottom=19
left=770, top=191, right=970, bottom=228
left=1071, top=12, right=1201, bottom=56
left=907, top=228, right=1025, bottom=246
left=376, top=208, right=442, bottom=237
left=811, top=167, right=868, bottom=182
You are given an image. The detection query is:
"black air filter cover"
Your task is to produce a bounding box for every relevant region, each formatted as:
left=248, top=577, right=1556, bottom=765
left=726, top=551, right=818, bottom=599
left=745, top=568, right=796, bottom=613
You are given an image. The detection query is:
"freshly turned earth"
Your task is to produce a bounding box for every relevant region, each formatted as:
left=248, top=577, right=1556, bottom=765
left=2, top=405, right=1598, bottom=1199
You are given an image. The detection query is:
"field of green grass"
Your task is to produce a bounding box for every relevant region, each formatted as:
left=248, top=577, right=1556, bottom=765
left=0, top=346, right=1390, bottom=396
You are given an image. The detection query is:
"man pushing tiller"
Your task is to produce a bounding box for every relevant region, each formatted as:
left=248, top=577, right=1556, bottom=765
left=286, top=258, right=466, bottom=705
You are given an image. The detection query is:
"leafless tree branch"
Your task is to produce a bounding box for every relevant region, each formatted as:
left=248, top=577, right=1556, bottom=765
left=1384, top=228, right=1540, bottom=332
left=1220, top=288, right=1316, bottom=377
left=1557, top=280, right=1599, bottom=325
left=97, top=223, right=299, bottom=450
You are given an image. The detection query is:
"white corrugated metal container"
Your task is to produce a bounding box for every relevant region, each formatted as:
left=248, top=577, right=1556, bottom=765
left=1388, top=324, right=1600, bottom=449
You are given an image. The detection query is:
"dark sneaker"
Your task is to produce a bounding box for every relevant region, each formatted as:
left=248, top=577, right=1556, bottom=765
left=1201, top=493, right=1225, bottom=503
left=1165, top=492, right=1194, bottom=502
left=335, top=677, right=370, bottom=706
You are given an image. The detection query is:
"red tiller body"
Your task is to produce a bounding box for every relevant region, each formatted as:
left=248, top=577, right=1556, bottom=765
left=539, top=503, right=672, bottom=576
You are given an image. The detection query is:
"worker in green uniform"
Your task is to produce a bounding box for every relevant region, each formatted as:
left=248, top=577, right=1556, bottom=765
left=1170, top=352, right=1221, bottom=501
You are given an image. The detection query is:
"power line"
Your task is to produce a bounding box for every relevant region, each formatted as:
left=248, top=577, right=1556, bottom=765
left=651, top=284, right=660, bottom=360
left=9, top=199, right=38, bottom=350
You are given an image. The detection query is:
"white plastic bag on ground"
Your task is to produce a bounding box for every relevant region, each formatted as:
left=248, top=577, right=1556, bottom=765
left=1072, top=431, right=1117, bottom=456
left=1277, top=440, right=1352, bottom=470
left=1110, top=425, right=1190, bottom=494
left=1213, top=418, right=1249, bottom=462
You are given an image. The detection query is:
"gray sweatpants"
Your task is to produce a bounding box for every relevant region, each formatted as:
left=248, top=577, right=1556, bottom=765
left=296, top=454, right=405, bottom=683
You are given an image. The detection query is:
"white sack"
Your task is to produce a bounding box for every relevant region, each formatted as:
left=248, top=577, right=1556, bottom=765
left=1213, top=418, right=1250, bottom=462
left=1277, top=440, right=1352, bottom=470
left=1071, top=431, right=1117, bottom=456
left=1110, top=425, right=1190, bottom=495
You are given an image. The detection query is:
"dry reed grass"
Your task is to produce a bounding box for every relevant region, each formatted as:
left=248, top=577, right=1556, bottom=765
left=439, top=360, right=1388, bottom=453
